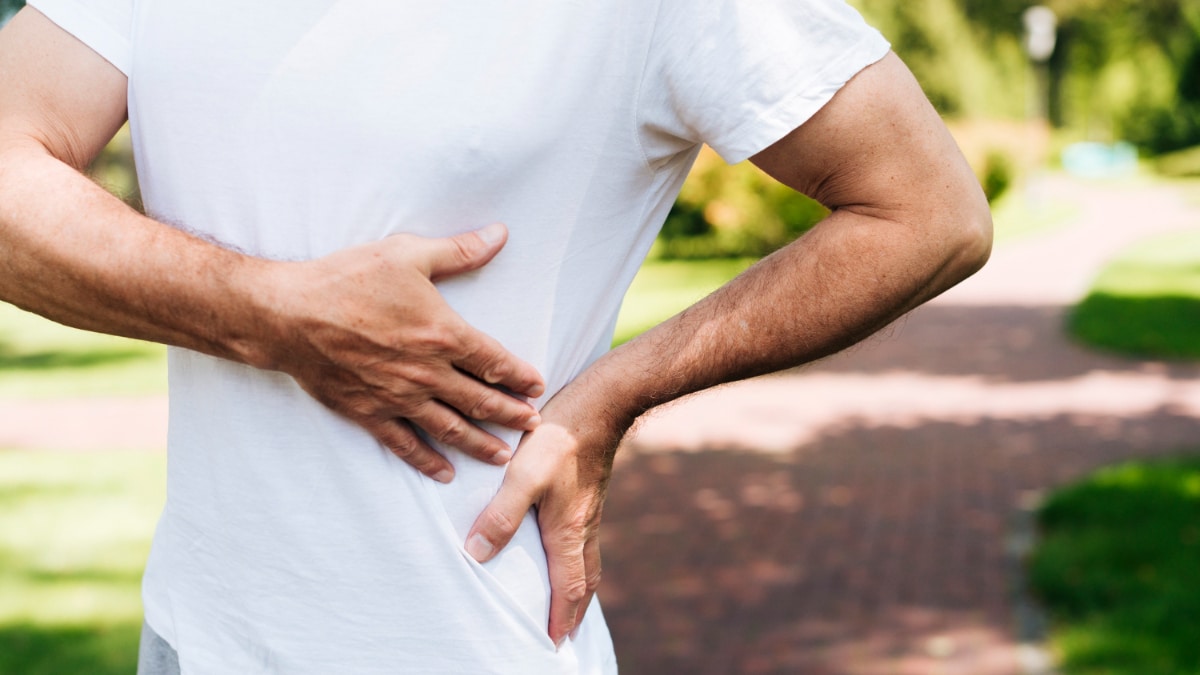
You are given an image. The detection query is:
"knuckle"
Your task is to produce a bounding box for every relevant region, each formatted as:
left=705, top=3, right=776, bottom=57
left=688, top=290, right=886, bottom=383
left=460, top=342, right=507, bottom=382
left=412, top=325, right=459, bottom=356
left=560, top=578, right=589, bottom=605
left=345, top=396, right=381, bottom=421
left=435, top=417, right=469, bottom=446
left=468, top=392, right=502, bottom=420
left=479, top=357, right=510, bottom=385
left=386, top=434, right=419, bottom=459
left=586, top=568, right=603, bottom=591
left=453, top=236, right=480, bottom=264
left=398, top=363, right=440, bottom=390
left=482, top=507, right=521, bottom=539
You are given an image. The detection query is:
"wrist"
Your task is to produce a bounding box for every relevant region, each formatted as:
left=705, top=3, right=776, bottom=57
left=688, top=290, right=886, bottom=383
left=217, top=254, right=293, bottom=371
left=566, top=351, right=652, bottom=442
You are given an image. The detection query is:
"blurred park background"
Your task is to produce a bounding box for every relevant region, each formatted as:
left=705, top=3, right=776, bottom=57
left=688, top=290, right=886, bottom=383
left=4, top=0, right=1200, bottom=673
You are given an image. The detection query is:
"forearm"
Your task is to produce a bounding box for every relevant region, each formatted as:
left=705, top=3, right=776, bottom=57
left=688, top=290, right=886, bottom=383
left=0, top=138, right=274, bottom=365
left=588, top=205, right=990, bottom=432
left=581, top=53, right=992, bottom=435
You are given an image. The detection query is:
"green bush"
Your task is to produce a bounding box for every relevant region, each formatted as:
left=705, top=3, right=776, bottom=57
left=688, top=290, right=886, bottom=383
left=1029, top=457, right=1200, bottom=674
left=1154, top=143, right=1200, bottom=177
left=980, top=150, right=1015, bottom=203
left=654, top=148, right=829, bottom=260
left=1069, top=230, right=1200, bottom=360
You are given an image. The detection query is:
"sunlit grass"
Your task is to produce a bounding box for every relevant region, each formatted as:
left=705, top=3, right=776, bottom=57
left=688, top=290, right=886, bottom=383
left=0, top=450, right=164, bottom=675
left=613, top=257, right=758, bottom=345
left=1029, top=457, right=1200, bottom=674
left=0, top=302, right=166, bottom=398
left=1069, top=230, right=1200, bottom=359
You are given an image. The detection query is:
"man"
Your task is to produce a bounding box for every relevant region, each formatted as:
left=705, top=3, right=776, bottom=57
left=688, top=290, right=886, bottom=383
left=0, top=1, right=991, bottom=672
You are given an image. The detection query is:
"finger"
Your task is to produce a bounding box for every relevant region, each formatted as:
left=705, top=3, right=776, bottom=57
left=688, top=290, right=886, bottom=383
left=465, top=470, right=539, bottom=564
left=363, top=417, right=454, bottom=483
left=436, top=369, right=542, bottom=431
left=423, top=223, right=508, bottom=282
left=407, top=400, right=513, bottom=465
left=452, top=328, right=546, bottom=400
left=545, top=528, right=588, bottom=648
left=571, top=534, right=602, bottom=639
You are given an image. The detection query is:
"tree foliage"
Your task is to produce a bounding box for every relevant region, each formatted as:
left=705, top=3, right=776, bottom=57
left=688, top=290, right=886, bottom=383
left=852, top=0, right=1200, bottom=153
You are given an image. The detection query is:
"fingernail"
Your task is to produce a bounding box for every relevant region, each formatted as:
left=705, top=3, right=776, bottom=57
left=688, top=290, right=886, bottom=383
left=528, top=383, right=546, bottom=398
left=492, top=449, right=513, bottom=465
left=554, top=635, right=567, bottom=651
left=570, top=625, right=580, bottom=641
left=466, top=533, right=494, bottom=562
left=528, top=413, right=542, bottom=427
left=477, top=223, right=505, bottom=246
left=432, top=468, right=454, bottom=484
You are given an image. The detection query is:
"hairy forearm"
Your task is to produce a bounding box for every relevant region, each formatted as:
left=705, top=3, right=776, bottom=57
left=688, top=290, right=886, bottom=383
left=0, top=139, right=272, bottom=364
left=587, top=206, right=990, bottom=434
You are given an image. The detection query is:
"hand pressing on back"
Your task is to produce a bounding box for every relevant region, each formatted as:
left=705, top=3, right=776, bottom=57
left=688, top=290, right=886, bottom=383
left=260, top=223, right=545, bottom=482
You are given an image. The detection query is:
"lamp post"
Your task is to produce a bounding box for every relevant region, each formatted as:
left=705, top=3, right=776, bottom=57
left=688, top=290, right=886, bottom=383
left=1023, top=6, right=1058, bottom=124
left=1022, top=6, right=1057, bottom=206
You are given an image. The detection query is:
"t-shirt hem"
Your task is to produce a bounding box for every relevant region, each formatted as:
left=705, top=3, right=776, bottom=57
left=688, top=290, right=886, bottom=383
left=26, top=0, right=131, bottom=76
left=711, top=32, right=891, bottom=165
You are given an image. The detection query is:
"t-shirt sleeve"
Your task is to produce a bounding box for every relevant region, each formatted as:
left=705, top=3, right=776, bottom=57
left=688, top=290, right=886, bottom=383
left=27, top=0, right=133, bottom=76
left=637, top=0, right=890, bottom=166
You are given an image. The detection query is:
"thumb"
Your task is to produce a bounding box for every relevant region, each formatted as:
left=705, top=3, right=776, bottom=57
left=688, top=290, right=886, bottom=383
left=465, top=472, right=537, bottom=563
left=426, top=223, right=508, bottom=282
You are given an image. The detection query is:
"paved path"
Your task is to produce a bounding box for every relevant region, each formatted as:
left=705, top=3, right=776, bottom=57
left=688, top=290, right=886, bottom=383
left=603, top=175, right=1200, bottom=674
left=4, top=174, right=1200, bottom=673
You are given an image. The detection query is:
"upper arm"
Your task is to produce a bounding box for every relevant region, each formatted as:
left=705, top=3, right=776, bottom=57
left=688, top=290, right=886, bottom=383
left=751, top=52, right=991, bottom=239
left=0, top=7, right=127, bottom=170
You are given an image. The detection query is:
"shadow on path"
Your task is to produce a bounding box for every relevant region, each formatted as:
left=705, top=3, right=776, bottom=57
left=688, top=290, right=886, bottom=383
left=807, top=303, right=1200, bottom=383
left=604, top=408, right=1200, bottom=674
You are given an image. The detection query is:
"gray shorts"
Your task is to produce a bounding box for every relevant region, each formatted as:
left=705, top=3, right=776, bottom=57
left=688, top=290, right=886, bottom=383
left=137, top=621, right=181, bottom=675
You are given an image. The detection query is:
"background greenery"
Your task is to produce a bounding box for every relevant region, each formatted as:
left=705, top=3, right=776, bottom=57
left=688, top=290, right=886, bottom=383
left=7, top=1, right=1200, bottom=672
left=12, top=0, right=1200, bottom=258
left=0, top=451, right=164, bottom=675
left=661, top=0, right=1200, bottom=258
left=1029, top=457, right=1200, bottom=674
left=1069, top=230, right=1200, bottom=359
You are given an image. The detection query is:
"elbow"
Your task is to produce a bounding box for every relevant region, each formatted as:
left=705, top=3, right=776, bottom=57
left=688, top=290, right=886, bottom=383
left=956, top=198, right=994, bottom=278
left=939, top=182, right=993, bottom=284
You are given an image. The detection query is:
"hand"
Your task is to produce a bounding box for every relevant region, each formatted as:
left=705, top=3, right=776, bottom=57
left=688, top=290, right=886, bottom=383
left=261, top=223, right=545, bottom=482
left=464, top=371, right=629, bottom=647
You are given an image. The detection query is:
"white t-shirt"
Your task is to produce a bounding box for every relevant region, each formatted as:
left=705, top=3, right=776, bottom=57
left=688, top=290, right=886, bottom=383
left=30, top=1, right=889, bottom=672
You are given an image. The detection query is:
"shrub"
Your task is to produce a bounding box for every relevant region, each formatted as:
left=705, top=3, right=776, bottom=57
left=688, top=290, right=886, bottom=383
left=654, top=147, right=829, bottom=260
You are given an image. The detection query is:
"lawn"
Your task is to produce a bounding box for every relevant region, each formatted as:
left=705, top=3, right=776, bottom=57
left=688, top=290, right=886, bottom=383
left=0, top=302, right=166, bottom=398
left=612, top=257, right=757, bottom=345
left=0, top=450, right=164, bottom=675
left=1028, top=457, right=1200, bottom=674
left=1069, top=230, right=1200, bottom=359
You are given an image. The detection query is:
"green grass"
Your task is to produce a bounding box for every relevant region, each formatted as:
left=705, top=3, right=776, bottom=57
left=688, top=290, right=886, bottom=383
left=0, top=302, right=166, bottom=398
left=0, top=450, right=164, bottom=675
left=613, top=257, right=757, bottom=345
left=1069, top=230, right=1200, bottom=359
left=1028, top=457, right=1200, bottom=674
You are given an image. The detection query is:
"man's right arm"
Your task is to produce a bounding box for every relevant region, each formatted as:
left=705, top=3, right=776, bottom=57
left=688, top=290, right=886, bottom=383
left=0, top=8, right=544, bottom=480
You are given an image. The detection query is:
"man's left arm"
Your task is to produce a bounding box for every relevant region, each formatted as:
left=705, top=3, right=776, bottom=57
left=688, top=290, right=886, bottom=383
left=466, top=52, right=993, bottom=646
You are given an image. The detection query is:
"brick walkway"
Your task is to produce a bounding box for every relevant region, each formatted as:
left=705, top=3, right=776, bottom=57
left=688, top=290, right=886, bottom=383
left=602, top=175, right=1200, bottom=674
left=3, top=175, right=1199, bottom=673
